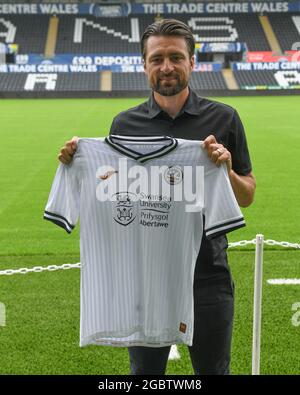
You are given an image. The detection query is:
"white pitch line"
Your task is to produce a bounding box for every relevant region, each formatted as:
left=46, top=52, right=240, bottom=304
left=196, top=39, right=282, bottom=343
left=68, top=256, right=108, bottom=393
left=267, top=279, right=300, bottom=285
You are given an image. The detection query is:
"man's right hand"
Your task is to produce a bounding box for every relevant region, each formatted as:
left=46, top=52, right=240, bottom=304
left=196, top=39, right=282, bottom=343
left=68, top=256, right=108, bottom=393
left=58, top=136, right=79, bottom=164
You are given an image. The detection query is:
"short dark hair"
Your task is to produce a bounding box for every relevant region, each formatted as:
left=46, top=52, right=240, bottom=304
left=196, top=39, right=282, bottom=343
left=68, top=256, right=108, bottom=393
left=141, top=19, right=195, bottom=61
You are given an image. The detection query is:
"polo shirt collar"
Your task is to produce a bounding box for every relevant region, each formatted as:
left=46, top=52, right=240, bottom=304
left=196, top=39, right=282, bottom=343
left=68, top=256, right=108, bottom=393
left=147, top=93, right=162, bottom=119
left=147, top=87, right=201, bottom=119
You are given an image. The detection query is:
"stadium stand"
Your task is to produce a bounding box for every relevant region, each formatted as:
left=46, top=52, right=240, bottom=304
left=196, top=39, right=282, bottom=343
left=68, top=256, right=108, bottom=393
left=0, top=15, right=49, bottom=53
left=186, top=14, right=271, bottom=51
left=190, top=71, right=228, bottom=90
left=55, top=72, right=100, bottom=91
left=68, top=13, right=271, bottom=52
left=112, top=72, right=149, bottom=91
left=56, top=16, right=141, bottom=54
left=234, top=69, right=300, bottom=88
left=0, top=72, right=100, bottom=92
left=1, top=14, right=270, bottom=54
left=0, top=1, right=300, bottom=97
left=0, top=72, right=28, bottom=91
left=111, top=70, right=227, bottom=91
left=234, top=70, right=281, bottom=87
left=0, top=70, right=230, bottom=93
left=268, top=13, right=300, bottom=52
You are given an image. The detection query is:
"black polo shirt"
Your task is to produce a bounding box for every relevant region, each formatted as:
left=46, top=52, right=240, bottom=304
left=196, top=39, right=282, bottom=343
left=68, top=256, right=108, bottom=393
left=109, top=87, right=252, bottom=278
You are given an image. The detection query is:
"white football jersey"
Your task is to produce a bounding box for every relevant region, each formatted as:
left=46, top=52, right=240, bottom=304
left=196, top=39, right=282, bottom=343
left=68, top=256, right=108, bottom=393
left=44, top=136, right=245, bottom=347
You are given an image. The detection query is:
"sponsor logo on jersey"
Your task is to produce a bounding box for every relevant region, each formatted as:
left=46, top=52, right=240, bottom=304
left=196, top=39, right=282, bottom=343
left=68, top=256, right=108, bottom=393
left=98, top=170, right=118, bottom=180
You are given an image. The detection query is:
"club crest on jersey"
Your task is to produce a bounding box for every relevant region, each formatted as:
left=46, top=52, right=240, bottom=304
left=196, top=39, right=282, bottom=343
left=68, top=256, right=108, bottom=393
left=164, top=166, right=183, bottom=185
left=112, top=192, right=137, bottom=226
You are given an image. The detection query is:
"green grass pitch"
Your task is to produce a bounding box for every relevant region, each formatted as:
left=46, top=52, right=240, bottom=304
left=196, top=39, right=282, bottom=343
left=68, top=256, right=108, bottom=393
left=0, top=96, right=299, bottom=374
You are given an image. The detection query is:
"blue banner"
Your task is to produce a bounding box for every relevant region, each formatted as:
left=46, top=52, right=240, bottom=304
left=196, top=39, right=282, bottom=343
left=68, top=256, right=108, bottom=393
left=0, top=64, right=139, bottom=72
left=16, top=54, right=143, bottom=67
left=0, top=2, right=299, bottom=15
left=13, top=53, right=222, bottom=72
left=0, top=52, right=222, bottom=72
left=197, top=43, right=246, bottom=53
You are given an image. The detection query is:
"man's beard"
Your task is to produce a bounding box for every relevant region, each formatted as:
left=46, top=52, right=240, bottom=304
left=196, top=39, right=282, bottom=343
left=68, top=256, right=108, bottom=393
left=151, top=73, right=189, bottom=97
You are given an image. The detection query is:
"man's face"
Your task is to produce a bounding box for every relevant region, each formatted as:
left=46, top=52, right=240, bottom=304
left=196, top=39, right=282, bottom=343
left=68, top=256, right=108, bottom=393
left=143, top=35, right=194, bottom=97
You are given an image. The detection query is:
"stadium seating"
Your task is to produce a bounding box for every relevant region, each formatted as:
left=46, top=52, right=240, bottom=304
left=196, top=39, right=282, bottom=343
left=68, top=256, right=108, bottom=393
left=233, top=69, right=300, bottom=88
left=112, top=72, right=149, bottom=91
left=0, top=9, right=299, bottom=95
left=0, top=72, right=28, bottom=91
left=55, top=14, right=271, bottom=54
left=190, top=71, right=227, bottom=90
left=0, top=71, right=229, bottom=92
left=234, top=70, right=278, bottom=87
left=268, top=13, right=300, bottom=52
left=0, top=72, right=100, bottom=91
left=0, top=16, right=49, bottom=53
left=111, top=71, right=227, bottom=91
left=55, top=72, right=100, bottom=91
left=184, top=14, right=271, bottom=51
left=0, top=13, right=272, bottom=54
left=56, top=16, right=140, bottom=54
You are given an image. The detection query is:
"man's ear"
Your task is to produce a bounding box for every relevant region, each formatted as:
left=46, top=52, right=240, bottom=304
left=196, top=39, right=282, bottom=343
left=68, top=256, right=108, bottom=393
left=190, top=55, right=195, bottom=70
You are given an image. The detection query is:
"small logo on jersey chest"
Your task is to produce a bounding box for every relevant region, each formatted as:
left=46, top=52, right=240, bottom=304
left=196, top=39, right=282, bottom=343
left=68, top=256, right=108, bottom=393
left=164, top=166, right=183, bottom=185
left=179, top=322, right=187, bottom=333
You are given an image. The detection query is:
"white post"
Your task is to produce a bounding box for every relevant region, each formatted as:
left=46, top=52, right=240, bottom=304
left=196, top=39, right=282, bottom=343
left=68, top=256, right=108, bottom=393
left=252, top=234, right=264, bottom=375
left=168, top=344, right=180, bottom=360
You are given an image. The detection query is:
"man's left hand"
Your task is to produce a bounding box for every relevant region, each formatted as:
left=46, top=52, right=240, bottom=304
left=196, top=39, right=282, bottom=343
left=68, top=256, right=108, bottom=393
left=202, top=134, right=232, bottom=173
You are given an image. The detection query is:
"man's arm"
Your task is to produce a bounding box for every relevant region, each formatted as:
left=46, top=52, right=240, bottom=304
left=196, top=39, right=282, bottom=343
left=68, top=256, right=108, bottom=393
left=227, top=170, right=256, bottom=208
left=203, top=135, right=256, bottom=208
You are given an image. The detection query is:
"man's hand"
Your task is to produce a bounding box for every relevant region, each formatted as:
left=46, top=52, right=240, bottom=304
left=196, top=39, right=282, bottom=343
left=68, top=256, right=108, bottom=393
left=202, top=134, right=232, bottom=173
left=202, top=134, right=256, bottom=207
left=58, top=136, right=79, bottom=164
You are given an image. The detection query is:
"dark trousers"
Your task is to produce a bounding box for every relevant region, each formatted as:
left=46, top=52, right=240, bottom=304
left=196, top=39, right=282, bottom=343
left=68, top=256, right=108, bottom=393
left=128, top=272, right=235, bottom=375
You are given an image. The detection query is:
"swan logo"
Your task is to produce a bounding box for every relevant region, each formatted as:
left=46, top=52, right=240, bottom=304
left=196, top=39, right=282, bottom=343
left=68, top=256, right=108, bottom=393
left=164, top=166, right=183, bottom=185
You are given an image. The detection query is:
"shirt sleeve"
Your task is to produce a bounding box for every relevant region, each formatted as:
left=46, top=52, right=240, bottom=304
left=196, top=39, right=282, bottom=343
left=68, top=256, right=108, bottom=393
left=228, top=110, right=252, bottom=176
left=203, top=163, right=245, bottom=240
left=43, top=162, right=81, bottom=234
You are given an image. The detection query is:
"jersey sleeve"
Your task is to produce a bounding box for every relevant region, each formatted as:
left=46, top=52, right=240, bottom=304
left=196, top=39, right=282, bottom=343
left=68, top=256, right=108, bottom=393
left=43, top=162, right=81, bottom=234
left=203, top=164, right=245, bottom=239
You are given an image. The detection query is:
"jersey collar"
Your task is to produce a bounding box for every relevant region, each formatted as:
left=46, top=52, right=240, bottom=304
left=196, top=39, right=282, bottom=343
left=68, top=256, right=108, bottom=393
left=105, top=135, right=178, bottom=163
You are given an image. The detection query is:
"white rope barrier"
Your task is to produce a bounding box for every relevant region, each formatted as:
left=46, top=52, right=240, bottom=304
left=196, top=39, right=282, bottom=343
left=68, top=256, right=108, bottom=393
left=0, top=263, right=81, bottom=276
left=0, top=238, right=298, bottom=276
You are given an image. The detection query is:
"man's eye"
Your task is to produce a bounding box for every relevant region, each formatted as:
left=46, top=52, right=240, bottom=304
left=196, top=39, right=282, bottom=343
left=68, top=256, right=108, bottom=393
left=172, top=56, right=182, bottom=62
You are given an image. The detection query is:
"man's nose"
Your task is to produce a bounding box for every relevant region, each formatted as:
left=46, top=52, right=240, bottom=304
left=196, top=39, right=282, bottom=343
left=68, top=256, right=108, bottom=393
left=160, top=58, right=174, bottom=73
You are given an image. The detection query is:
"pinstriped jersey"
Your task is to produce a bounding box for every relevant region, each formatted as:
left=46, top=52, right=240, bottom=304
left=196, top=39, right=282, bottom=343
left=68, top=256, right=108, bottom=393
left=44, top=136, right=245, bottom=347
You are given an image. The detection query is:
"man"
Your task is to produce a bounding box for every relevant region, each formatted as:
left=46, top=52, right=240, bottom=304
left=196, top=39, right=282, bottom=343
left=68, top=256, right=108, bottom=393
left=58, top=19, right=256, bottom=375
